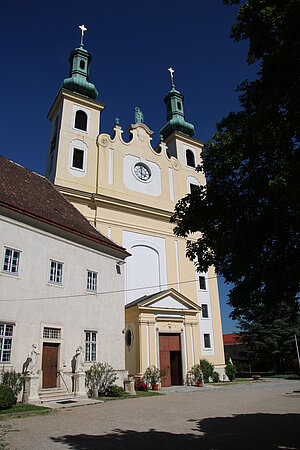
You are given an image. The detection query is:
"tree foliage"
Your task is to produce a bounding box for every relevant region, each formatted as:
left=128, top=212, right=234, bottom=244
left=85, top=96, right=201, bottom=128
left=239, top=301, right=300, bottom=373
left=171, top=0, right=300, bottom=319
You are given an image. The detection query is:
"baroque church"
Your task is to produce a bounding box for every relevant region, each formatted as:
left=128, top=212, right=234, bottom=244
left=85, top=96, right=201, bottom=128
left=45, top=28, right=225, bottom=385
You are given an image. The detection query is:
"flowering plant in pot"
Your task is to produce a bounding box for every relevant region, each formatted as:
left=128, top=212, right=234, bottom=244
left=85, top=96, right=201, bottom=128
left=190, top=364, right=204, bottom=387
left=135, top=378, right=148, bottom=391
left=144, top=365, right=164, bottom=390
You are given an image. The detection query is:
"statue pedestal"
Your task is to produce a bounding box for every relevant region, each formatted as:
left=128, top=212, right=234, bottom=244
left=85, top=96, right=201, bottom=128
left=23, top=375, right=40, bottom=404
left=74, top=372, right=87, bottom=398
left=124, top=380, right=136, bottom=395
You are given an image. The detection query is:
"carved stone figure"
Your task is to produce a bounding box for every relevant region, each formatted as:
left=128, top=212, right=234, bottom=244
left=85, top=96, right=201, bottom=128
left=27, top=344, right=40, bottom=375
left=135, top=107, right=144, bottom=124
left=75, top=346, right=84, bottom=373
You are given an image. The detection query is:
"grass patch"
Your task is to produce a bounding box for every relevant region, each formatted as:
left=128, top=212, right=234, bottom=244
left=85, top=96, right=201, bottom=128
left=136, top=391, right=163, bottom=397
left=101, top=390, right=163, bottom=402
left=0, top=403, right=51, bottom=417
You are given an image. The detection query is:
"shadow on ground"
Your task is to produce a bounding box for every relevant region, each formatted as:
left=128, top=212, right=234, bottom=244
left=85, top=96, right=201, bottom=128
left=51, top=413, right=300, bottom=449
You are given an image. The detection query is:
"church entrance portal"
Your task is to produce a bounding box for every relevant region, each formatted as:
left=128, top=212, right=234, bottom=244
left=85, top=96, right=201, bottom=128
left=159, top=334, right=182, bottom=387
left=42, top=343, right=59, bottom=388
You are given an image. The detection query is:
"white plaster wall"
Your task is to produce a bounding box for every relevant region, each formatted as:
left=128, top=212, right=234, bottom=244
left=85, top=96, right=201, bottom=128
left=123, top=231, right=167, bottom=304
left=0, top=215, right=126, bottom=378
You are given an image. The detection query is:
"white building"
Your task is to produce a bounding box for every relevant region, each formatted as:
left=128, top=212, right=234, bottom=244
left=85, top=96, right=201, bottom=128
left=0, top=155, right=129, bottom=401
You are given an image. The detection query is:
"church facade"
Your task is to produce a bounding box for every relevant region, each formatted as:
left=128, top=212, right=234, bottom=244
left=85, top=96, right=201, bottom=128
left=46, top=30, right=225, bottom=384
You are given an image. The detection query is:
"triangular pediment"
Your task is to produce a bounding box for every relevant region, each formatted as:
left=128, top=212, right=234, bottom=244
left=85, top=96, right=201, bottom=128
left=126, top=288, right=200, bottom=312
left=148, top=295, right=189, bottom=310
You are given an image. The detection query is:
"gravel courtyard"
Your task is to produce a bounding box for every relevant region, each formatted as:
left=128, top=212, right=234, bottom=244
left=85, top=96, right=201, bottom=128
left=1, top=379, right=300, bottom=449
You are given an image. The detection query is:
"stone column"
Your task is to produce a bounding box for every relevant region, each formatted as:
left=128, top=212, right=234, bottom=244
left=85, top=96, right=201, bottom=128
left=148, top=319, right=156, bottom=367
left=23, top=375, right=40, bottom=404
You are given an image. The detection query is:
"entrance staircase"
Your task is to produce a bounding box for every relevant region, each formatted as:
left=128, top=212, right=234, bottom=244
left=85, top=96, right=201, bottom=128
left=39, top=387, right=76, bottom=404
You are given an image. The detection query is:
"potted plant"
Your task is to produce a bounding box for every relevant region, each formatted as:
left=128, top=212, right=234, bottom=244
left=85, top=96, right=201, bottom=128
left=128, top=373, right=134, bottom=381
left=190, top=364, right=204, bottom=387
left=144, top=366, right=164, bottom=390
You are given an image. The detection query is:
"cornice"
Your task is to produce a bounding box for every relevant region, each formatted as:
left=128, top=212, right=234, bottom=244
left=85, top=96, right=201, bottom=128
left=56, top=185, right=173, bottom=221
left=48, top=88, right=106, bottom=120
left=164, top=131, right=204, bottom=148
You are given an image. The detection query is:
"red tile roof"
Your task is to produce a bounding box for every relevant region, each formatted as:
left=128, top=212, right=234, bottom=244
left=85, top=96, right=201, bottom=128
left=223, top=333, right=242, bottom=345
left=0, top=155, right=128, bottom=257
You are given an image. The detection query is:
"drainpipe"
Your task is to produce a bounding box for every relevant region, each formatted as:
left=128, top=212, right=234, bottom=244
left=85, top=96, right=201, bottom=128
left=91, top=193, right=97, bottom=228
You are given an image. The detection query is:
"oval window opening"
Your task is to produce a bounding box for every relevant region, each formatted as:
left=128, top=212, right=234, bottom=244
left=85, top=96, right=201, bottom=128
left=125, top=329, right=132, bottom=348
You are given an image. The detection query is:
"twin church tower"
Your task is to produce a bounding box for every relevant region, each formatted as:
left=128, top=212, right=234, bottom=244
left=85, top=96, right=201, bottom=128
left=45, top=27, right=225, bottom=384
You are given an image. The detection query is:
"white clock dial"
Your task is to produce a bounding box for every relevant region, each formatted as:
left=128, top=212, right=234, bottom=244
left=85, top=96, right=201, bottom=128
left=134, top=163, right=151, bottom=181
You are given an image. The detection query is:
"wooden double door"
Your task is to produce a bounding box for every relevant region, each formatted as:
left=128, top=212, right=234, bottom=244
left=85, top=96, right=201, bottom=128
left=42, top=343, right=59, bottom=388
left=159, top=333, right=182, bottom=387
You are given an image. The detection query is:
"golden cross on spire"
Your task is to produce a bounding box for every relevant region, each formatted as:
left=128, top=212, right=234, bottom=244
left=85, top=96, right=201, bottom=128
left=79, top=24, right=87, bottom=37
left=168, top=67, right=174, bottom=79
left=79, top=24, right=87, bottom=46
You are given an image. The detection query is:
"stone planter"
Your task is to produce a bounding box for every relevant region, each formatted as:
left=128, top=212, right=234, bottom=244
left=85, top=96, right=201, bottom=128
left=124, top=380, right=136, bottom=395
left=92, top=387, right=99, bottom=398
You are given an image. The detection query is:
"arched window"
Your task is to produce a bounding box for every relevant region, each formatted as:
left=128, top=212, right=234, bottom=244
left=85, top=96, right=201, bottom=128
left=74, top=110, right=88, bottom=131
left=186, top=149, right=195, bottom=168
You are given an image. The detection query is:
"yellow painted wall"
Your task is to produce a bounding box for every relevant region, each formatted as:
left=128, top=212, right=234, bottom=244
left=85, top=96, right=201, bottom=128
left=48, top=91, right=225, bottom=378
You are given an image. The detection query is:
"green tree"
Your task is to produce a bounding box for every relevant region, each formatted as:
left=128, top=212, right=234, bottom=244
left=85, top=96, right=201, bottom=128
left=239, top=302, right=300, bottom=373
left=171, top=0, right=300, bottom=319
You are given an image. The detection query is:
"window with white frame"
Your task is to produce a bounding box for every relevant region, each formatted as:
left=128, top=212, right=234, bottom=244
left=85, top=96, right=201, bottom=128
left=72, top=148, right=84, bottom=170
left=69, top=140, right=88, bottom=177
left=186, top=149, right=196, bottom=168
left=86, top=270, right=97, bottom=292
left=204, top=333, right=211, bottom=349
left=49, top=260, right=63, bottom=284
left=74, top=110, right=88, bottom=131
left=0, top=323, right=14, bottom=362
left=201, top=304, right=209, bottom=318
left=199, top=275, right=206, bottom=290
left=2, top=247, right=20, bottom=275
left=43, top=327, right=61, bottom=339
left=85, top=330, right=97, bottom=362
left=190, top=183, right=199, bottom=195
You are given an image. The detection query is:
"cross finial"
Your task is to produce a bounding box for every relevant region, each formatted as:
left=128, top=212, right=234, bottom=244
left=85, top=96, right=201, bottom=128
left=168, top=67, right=175, bottom=88
left=79, top=24, right=87, bottom=46
left=168, top=67, right=174, bottom=79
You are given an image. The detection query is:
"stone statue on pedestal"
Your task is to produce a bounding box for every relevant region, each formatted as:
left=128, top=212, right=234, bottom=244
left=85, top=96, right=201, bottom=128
left=27, top=344, right=40, bottom=375
left=75, top=346, right=84, bottom=373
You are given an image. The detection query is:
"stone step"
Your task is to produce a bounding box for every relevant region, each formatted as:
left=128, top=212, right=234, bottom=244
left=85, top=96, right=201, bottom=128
left=39, top=389, right=74, bottom=403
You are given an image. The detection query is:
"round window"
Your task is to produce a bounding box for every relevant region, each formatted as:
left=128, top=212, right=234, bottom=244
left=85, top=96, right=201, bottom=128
left=133, top=162, right=151, bottom=182
left=125, top=329, right=132, bottom=348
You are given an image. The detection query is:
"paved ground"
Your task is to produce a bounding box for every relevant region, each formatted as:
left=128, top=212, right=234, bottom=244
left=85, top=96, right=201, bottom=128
left=1, top=379, right=300, bottom=449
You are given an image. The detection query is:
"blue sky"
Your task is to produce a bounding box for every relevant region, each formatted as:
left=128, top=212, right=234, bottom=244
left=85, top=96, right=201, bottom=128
left=1, top=0, right=257, bottom=334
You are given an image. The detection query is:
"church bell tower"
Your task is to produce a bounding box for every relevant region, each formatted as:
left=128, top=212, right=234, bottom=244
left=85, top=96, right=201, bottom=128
left=45, top=25, right=105, bottom=193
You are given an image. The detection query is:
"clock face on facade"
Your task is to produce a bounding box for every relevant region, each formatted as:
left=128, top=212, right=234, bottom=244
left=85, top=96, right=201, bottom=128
left=133, top=162, right=151, bottom=181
